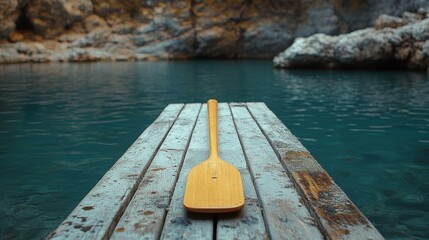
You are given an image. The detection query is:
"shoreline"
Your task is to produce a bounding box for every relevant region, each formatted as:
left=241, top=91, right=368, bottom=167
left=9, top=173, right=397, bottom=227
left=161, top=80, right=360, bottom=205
left=1, top=1, right=428, bottom=68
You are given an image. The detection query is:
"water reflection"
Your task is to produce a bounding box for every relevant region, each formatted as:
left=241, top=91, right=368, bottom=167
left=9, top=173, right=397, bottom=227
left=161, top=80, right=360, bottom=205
left=0, top=61, right=428, bottom=239
left=273, top=69, right=429, bottom=239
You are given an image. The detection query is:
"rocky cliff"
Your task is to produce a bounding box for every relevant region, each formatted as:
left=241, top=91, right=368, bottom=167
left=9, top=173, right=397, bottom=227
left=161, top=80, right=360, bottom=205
left=0, top=0, right=428, bottom=63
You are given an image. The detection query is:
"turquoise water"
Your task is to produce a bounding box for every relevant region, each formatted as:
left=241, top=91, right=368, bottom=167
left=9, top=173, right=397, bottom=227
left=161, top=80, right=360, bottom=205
left=0, top=61, right=428, bottom=239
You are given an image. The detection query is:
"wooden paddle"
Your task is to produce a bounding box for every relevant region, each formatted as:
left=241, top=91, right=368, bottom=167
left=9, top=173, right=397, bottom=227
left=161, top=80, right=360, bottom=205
left=184, top=99, right=244, bottom=213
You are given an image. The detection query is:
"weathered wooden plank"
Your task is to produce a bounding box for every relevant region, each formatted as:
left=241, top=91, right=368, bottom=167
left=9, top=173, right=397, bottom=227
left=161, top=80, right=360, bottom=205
left=215, top=103, right=268, bottom=240
left=47, top=104, right=184, bottom=240
left=246, top=102, right=384, bottom=240
left=111, top=103, right=201, bottom=239
left=160, top=104, right=214, bottom=239
left=230, top=102, right=324, bottom=240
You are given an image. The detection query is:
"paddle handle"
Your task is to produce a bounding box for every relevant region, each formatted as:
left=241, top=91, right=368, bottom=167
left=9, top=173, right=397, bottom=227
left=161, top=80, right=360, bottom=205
left=208, top=99, right=219, bottom=159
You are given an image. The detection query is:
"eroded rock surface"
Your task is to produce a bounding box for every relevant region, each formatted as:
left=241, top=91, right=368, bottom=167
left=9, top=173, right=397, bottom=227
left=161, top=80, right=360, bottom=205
left=274, top=9, right=429, bottom=71
left=0, top=0, right=428, bottom=63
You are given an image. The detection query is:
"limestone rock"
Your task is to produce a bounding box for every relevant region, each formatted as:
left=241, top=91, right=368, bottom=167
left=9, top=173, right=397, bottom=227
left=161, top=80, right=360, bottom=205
left=196, top=26, right=239, bottom=58
left=417, top=7, right=429, bottom=16
left=1, top=0, right=429, bottom=62
left=15, top=42, right=48, bottom=55
left=402, top=11, right=424, bottom=23
left=273, top=33, right=338, bottom=68
left=0, top=0, right=19, bottom=38
left=0, top=48, right=27, bottom=63
left=136, top=30, right=195, bottom=59
left=274, top=16, right=429, bottom=71
left=375, top=15, right=406, bottom=29
left=62, top=0, right=93, bottom=22
left=58, top=33, right=84, bottom=43
left=70, top=28, right=110, bottom=48
left=83, top=14, right=107, bottom=32
left=111, top=23, right=136, bottom=35
left=66, top=48, right=110, bottom=62
left=335, top=29, right=394, bottom=66
left=26, top=0, right=93, bottom=38
left=26, top=0, right=67, bottom=38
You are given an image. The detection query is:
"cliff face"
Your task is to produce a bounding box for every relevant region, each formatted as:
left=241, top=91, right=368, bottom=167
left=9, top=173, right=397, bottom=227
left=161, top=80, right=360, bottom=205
left=0, top=0, right=428, bottom=62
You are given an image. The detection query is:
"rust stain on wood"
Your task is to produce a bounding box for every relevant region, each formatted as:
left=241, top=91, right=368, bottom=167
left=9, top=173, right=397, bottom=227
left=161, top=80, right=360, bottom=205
left=293, top=171, right=333, bottom=201
left=293, top=171, right=370, bottom=236
left=116, top=227, right=125, bottom=232
left=143, top=210, right=154, bottom=215
left=82, top=206, right=94, bottom=211
left=283, top=151, right=314, bottom=161
left=134, top=222, right=142, bottom=231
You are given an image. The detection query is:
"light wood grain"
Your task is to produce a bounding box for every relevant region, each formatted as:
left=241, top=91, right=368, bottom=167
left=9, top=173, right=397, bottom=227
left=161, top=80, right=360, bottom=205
left=230, top=102, right=324, bottom=240
left=160, top=104, right=214, bottom=239
left=208, top=99, right=219, bottom=158
left=247, top=102, right=384, bottom=240
left=184, top=99, right=244, bottom=213
left=47, top=104, right=184, bottom=240
left=111, top=103, right=201, bottom=240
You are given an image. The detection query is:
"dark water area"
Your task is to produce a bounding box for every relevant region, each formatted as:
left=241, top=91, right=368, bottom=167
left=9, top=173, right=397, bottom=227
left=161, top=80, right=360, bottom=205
left=0, top=61, right=428, bottom=239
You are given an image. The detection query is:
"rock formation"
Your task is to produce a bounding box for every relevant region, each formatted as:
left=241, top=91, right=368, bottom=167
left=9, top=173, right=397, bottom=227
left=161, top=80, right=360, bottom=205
left=273, top=8, right=429, bottom=71
left=0, top=0, right=428, bottom=63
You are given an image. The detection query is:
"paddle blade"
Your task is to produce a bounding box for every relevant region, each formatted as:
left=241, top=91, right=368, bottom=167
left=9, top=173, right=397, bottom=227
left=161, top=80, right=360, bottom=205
left=184, top=159, right=244, bottom=213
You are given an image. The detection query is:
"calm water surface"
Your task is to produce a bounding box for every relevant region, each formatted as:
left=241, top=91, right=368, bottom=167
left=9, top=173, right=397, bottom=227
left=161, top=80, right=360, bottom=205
left=0, top=61, right=428, bottom=239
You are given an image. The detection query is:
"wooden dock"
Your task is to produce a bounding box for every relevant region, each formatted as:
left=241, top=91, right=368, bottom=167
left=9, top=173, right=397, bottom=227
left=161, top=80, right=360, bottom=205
left=48, top=102, right=384, bottom=240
